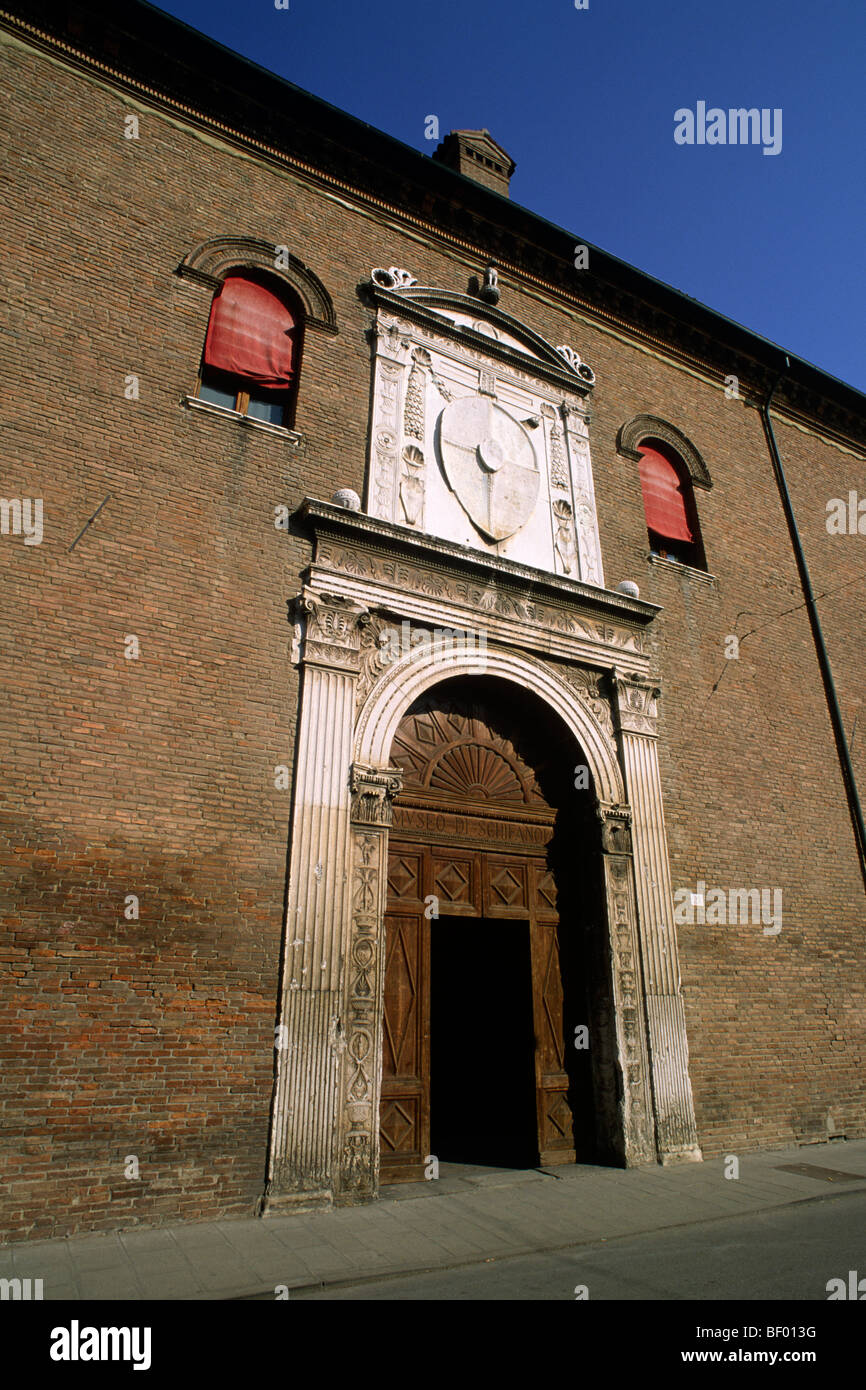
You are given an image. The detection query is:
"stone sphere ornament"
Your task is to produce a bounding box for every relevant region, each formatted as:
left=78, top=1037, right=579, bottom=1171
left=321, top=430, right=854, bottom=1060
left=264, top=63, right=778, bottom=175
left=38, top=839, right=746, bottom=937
left=616, top=580, right=640, bottom=598
left=331, top=488, right=361, bottom=512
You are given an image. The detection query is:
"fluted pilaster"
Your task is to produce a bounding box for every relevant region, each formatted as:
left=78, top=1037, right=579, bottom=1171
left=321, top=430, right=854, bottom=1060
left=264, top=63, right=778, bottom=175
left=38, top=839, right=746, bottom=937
left=265, top=591, right=371, bottom=1209
left=611, top=673, right=702, bottom=1163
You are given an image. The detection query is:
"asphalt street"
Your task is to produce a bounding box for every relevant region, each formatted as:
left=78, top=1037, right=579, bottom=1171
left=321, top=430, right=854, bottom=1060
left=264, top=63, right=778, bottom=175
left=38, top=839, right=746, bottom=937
left=289, top=1188, right=866, bottom=1300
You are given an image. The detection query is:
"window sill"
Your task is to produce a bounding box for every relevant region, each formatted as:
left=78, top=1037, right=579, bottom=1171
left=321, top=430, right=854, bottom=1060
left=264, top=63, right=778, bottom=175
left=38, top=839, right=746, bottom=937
left=647, top=553, right=717, bottom=588
left=182, top=394, right=303, bottom=445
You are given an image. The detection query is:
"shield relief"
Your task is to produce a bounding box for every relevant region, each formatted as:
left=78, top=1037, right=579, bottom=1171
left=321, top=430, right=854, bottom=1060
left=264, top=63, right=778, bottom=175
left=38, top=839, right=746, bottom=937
left=437, top=396, right=539, bottom=541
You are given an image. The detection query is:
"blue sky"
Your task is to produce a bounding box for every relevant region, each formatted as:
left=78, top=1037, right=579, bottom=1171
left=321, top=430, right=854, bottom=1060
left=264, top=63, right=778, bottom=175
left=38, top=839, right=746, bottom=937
left=154, top=0, right=866, bottom=392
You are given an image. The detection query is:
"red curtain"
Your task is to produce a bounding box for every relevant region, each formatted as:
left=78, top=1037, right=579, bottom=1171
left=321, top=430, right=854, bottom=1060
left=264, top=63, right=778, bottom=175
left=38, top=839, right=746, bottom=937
left=638, top=444, right=694, bottom=542
left=203, top=275, right=295, bottom=388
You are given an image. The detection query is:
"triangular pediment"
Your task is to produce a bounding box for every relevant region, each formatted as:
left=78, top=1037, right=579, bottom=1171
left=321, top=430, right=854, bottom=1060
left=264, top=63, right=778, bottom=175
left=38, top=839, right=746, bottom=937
left=386, top=287, right=594, bottom=383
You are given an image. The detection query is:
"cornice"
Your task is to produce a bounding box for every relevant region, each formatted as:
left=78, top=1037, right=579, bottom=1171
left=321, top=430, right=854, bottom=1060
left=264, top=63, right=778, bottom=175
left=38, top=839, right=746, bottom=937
left=295, top=498, right=660, bottom=629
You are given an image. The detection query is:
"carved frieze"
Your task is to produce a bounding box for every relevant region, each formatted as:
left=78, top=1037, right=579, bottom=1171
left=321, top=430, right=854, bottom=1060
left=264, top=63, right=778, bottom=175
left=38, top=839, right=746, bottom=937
left=313, top=540, right=644, bottom=656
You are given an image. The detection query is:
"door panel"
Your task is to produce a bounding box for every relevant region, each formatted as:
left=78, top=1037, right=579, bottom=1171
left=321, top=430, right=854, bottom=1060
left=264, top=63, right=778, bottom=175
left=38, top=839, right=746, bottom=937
left=483, top=855, right=530, bottom=917
left=430, top=849, right=480, bottom=916
left=380, top=908, right=428, bottom=1180
left=380, top=841, right=429, bottom=1182
left=532, top=918, right=576, bottom=1164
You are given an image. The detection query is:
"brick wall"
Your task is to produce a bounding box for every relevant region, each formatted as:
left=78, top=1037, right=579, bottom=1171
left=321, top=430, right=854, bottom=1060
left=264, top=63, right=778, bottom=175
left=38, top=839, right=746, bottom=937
left=0, top=25, right=863, bottom=1240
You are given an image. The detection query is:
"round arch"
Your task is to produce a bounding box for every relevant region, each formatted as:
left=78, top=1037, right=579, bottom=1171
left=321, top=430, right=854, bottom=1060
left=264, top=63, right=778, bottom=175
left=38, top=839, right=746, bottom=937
left=178, top=236, right=338, bottom=334
left=354, top=644, right=625, bottom=807
left=616, top=414, right=712, bottom=490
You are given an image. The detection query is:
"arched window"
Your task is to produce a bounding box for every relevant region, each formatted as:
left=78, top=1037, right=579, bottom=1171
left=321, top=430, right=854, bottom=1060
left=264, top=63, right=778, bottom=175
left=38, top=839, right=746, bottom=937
left=637, top=439, right=706, bottom=570
left=196, top=271, right=301, bottom=427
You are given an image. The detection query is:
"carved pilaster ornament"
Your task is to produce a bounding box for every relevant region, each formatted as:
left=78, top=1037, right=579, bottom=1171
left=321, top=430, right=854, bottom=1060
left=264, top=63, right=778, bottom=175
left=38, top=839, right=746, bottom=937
left=560, top=402, right=604, bottom=586
left=596, top=801, right=656, bottom=1163
left=400, top=444, right=425, bottom=527
left=356, top=613, right=391, bottom=708
left=338, top=763, right=403, bottom=1197
left=596, top=800, right=633, bottom=855
left=552, top=498, right=578, bottom=574
left=560, top=666, right=616, bottom=741
left=404, top=351, right=427, bottom=442
left=368, top=314, right=411, bottom=516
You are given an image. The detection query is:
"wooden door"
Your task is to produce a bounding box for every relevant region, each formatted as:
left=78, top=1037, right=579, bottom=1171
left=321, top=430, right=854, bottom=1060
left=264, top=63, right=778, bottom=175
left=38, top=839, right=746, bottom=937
left=380, top=687, right=581, bottom=1180
left=530, top=865, right=576, bottom=1165
left=379, top=844, right=428, bottom=1182
left=380, top=841, right=576, bottom=1179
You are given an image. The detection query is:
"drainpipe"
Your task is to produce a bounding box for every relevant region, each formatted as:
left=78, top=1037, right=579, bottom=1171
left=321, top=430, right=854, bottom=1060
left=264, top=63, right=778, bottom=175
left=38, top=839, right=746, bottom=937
left=760, top=358, right=866, bottom=892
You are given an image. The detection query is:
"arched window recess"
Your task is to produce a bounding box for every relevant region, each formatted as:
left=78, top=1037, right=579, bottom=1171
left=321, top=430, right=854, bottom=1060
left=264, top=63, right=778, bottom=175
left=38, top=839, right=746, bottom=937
left=617, top=416, right=711, bottom=572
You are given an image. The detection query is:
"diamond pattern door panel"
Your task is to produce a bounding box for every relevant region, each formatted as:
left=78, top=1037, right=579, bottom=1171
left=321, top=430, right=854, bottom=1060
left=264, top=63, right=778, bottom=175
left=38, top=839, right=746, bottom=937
left=381, top=916, right=421, bottom=1078
left=431, top=852, right=479, bottom=916
left=533, top=865, right=558, bottom=919
left=380, top=1096, right=420, bottom=1162
left=484, top=856, right=529, bottom=917
left=387, top=850, right=422, bottom=904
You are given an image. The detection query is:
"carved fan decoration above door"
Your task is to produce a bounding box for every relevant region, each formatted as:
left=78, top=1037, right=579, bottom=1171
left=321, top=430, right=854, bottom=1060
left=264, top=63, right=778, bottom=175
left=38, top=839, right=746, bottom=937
left=391, top=700, right=549, bottom=812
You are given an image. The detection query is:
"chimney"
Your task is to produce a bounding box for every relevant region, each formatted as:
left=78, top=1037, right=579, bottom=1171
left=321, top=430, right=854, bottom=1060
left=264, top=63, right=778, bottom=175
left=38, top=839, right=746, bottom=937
left=432, top=129, right=515, bottom=198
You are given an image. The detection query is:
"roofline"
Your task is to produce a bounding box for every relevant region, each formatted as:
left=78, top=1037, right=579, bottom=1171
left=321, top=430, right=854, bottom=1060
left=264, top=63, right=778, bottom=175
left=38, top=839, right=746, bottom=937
left=2, top=0, right=864, bottom=438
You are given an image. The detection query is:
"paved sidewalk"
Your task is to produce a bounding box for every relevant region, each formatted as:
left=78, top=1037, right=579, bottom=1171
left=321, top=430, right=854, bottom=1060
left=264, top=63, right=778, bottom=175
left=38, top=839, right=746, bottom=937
left=3, top=1139, right=865, bottom=1300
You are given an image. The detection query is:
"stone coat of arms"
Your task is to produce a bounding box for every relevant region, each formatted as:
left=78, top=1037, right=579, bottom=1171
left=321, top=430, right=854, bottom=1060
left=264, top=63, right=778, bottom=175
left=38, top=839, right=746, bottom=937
left=436, top=396, right=539, bottom=542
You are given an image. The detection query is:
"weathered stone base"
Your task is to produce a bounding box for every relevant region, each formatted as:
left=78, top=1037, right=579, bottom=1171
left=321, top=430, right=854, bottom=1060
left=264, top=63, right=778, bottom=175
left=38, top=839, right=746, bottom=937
left=261, top=1190, right=334, bottom=1217
left=659, top=1147, right=704, bottom=1165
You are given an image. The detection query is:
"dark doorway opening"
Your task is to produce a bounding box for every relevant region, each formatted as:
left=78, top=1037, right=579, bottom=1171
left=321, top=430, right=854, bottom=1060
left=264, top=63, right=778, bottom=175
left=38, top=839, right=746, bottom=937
left=430, top=917, right=539, bottom=1168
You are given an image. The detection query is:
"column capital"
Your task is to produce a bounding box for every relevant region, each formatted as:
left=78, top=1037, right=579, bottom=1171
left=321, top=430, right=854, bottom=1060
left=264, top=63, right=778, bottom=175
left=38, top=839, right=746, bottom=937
left=560, top=398, right=590, bottom=433
left=350, top=763, right=404, bottom=827
left=596, top=801, right=633, bottom=854
left=609, top=669, right=661, bottom=736
left=292, top=587, right=372, bottom=673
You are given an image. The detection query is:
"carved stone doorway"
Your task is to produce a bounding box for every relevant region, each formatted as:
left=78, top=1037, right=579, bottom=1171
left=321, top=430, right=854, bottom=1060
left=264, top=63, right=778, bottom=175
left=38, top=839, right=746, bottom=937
left=378, top=677, right=603, bottom=1183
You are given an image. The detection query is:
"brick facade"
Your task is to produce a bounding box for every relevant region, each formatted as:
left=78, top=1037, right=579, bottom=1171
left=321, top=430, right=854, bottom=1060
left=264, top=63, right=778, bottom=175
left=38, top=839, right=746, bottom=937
left=0, top=2, right=863, bottom=1240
